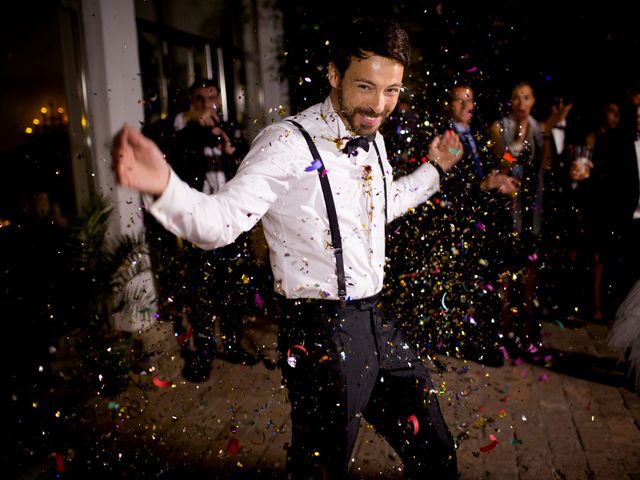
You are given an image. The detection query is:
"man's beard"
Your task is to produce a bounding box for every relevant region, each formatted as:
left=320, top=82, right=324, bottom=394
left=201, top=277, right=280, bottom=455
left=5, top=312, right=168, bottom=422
left=337, top=89, right=391, bottom=136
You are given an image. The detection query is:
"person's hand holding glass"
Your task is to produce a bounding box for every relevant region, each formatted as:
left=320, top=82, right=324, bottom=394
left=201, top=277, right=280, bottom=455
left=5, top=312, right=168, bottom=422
left=569, top=145, right=593, bottom=187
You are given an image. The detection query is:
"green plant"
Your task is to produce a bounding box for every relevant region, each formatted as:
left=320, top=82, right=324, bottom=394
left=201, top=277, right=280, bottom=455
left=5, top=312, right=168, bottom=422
left=66, top=195, right=153, bottom=332
left=65, top=194, right=154, bottom=394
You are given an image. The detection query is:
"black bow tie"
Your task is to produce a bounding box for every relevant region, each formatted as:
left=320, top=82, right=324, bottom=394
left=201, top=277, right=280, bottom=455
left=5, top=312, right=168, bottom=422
left=342, top=136, right=374, bottom=156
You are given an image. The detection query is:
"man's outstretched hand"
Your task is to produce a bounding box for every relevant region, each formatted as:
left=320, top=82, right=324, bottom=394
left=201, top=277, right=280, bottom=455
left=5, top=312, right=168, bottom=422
left=429, top=130, right=463, bottom=172
left=112, top=124, right=171, bottom=196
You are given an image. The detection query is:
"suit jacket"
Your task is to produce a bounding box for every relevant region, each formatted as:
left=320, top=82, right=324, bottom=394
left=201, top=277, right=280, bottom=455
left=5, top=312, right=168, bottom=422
left=591, top=128, right=640, bottom=228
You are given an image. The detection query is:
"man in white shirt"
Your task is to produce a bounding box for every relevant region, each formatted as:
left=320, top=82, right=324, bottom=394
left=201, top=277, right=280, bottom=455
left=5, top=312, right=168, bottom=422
left=114, top=18, right=461, bottom=479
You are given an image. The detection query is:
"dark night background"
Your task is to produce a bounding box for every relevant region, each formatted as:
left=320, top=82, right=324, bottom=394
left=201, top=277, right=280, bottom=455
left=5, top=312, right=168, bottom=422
left=281, top=0, right=640, bottom=138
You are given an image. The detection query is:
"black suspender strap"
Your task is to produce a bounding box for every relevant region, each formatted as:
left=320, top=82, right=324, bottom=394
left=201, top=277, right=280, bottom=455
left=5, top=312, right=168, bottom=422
left=287, top=119, right=347, bottom=301
left=372, top=141, right=388, bottom=224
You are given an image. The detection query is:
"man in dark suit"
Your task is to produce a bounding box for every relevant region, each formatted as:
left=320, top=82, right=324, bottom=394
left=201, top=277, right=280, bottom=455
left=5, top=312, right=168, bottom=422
left=589, top=98, right=640, bottom=312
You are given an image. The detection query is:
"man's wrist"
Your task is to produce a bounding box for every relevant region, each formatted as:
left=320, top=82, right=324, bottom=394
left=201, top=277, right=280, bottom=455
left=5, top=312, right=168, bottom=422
left=428, top=158, right=447, bottom=177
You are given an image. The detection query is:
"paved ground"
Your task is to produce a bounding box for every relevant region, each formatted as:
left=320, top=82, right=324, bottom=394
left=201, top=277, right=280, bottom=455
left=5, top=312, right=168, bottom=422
left=18, top=315, right=640, bottom=479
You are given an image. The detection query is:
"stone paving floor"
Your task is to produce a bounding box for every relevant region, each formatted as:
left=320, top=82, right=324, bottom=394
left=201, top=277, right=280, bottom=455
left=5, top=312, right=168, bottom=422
left=16, top=315, right=640, bottom=479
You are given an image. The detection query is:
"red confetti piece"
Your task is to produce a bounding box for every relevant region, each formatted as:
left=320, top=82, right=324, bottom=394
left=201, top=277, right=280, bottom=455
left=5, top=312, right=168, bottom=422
left=407, top=414, right=419, bottom=436
left=153, top=376, right=173, bottom=388
left=499, top=346, right=510, bottom=359
left=480, top=434, right=498, bottom=452
left=502, top=152, right=516, bottom=163
left=226, top=437, right=241, bottom=455
left=500, top=395, right=510, bottom=402
left=286, top=344, right=308, bottom=358
left=318, top=354, right=330, bottom=364
left=466, top=66, right=478, bottom=73
left=55, top=453, right=65, bottom=473
left=176, top=328, right=193, bottom=345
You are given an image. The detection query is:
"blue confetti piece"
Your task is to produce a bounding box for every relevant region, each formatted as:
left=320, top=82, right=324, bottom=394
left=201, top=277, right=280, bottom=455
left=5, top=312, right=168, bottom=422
left=441, top=292, right=449, bottom=311
left=304, top=159, right=323, bottom=172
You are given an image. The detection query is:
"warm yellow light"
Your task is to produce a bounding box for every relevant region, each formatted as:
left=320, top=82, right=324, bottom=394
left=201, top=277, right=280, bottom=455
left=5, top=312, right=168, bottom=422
left=57, top=107, right=64, bottom=114
left=25, top=127, right=33, bottom=134
left=81, top=115, right=87, bottom=128
left=33, top=118, right=40, bottom=125
left=41, top=107, right=48, bottom=114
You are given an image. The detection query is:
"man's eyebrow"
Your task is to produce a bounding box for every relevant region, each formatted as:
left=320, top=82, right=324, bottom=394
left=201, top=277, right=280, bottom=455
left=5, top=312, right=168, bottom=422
left=352, top=78, right=403, bottom=88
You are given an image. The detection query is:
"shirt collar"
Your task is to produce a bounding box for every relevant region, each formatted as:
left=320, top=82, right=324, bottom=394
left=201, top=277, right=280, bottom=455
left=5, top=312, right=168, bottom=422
left=452, top=121, right=471, bottom=135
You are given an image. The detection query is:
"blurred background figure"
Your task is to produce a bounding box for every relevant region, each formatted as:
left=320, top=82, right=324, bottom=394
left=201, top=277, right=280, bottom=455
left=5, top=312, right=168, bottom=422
left=586, top=89, right=640, bottom=322
left=144, top=79, right=261, bottom=383
left=489, top=81, right=547, bottom=354
left=488, top=81, right=570, bottom=356
left=535, top=91, right=578, bottom=324
left=576, top=99, right=621, bottom=323
left=384, top=83, right=519, bottom=367
left=420, top=84, right=518, bottom=366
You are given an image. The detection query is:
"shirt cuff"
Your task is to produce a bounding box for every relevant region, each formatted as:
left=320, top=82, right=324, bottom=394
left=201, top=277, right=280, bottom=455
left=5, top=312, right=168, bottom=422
left=144, top=169, right=184, bottom=218
left=427, top=159, right=446, bottom=178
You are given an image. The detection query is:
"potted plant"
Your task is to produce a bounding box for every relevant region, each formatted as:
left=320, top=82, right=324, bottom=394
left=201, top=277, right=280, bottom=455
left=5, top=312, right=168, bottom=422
left=65, top=195, right=154, bottom=396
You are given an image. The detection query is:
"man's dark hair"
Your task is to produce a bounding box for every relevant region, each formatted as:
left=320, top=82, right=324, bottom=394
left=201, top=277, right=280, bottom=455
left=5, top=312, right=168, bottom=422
left=329, top=18, right=410, bottom=76
left=188, top=78, right=219, bottom=98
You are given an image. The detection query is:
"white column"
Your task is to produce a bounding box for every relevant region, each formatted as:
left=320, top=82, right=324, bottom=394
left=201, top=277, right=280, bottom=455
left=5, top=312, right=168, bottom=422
left=81, top=0, right=157, bottom=332
left=81, top=0, right=144, bottom=239
left=241, top=0, right=290, bottom=139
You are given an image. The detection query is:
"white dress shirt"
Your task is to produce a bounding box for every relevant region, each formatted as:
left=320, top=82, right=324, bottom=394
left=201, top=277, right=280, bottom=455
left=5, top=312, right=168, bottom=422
left=147, top=96, right=440, bottom=300
left=551, top=120, right=566, bottom=155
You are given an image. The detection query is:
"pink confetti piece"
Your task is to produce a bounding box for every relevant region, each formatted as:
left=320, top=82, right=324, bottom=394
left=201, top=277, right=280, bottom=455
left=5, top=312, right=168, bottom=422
left=254, top=292, right=264, bottom=309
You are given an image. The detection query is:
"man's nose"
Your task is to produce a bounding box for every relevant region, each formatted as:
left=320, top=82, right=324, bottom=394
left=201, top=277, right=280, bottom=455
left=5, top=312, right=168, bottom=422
left=368, top=92, right=386, bottom=114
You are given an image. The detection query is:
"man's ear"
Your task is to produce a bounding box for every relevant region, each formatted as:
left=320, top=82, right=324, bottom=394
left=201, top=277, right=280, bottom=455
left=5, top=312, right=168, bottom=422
left=328, top=63, right=341, bottom=89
